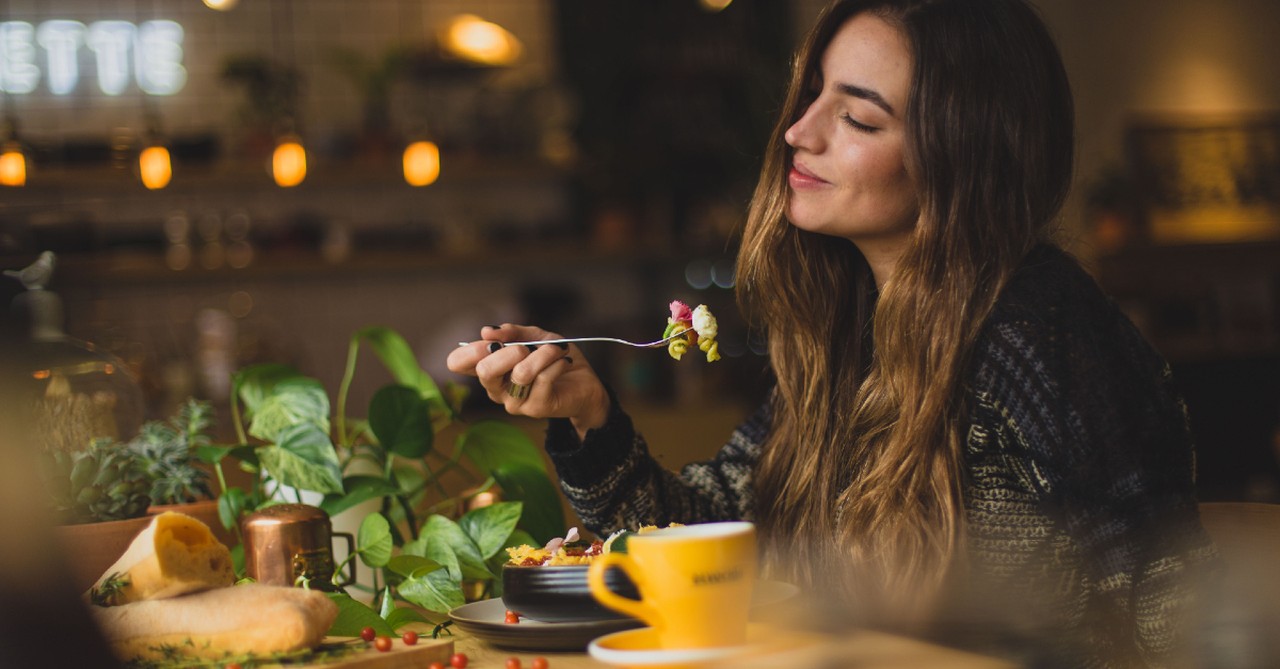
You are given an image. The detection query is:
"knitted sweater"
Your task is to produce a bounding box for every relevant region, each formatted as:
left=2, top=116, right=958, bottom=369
left=544, top=245, right=1215, bottom=667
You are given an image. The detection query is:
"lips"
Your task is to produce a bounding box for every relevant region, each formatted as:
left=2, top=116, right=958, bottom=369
left=787, top=161, right=828, bottom=189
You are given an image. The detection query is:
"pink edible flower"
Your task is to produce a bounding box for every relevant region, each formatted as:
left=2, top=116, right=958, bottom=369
left=669, top=300, right=692, bottom=323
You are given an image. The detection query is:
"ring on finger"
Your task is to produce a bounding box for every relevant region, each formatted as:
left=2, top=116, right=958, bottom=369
left=507, top=380, right=531, bottom=400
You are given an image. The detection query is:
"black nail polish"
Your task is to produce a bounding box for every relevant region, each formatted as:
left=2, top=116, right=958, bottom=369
left=556, top=342, right=569, bottom=350
left=562, top=356, right=574, bottom=365
left=523, top=344, right=539, bottom=351
left=487, top=342, right=502, bottom=353
left=488, top=325, right=502, bottom=330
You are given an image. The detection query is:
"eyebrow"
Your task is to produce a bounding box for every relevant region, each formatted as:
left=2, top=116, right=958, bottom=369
left=836, top=82, right=896, bottom=117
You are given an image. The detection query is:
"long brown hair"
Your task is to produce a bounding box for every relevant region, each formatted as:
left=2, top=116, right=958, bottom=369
left=738, top=0, right=1074, bottom=620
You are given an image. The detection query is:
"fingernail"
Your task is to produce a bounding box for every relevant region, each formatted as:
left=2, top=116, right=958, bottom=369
left=562, top=356, right=574, bottom=365
left=556, top=342, right=569, bottom=350
left=488, top=325, right=502, bottom=330
left=487, top=342, right=502, bottom=353
left=523, top=344, right=539, bottom=351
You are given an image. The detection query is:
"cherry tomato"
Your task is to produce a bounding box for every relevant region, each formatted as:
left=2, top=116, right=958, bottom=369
left=450, top=652, right=469, bottom=669
left=374, top=636, right=393, bottom=652
left=430, top=663, right=446, bottom=669
left=226, top=664, right=243, bottom=669
left=505, top=658, right=521, bottom=669
left=401, top=631, right=419, bottom=646
left=359, top=626, right=376, bottom=642
left=504, top=610, right=521, bottom=624
left=532, top=657, right=549, bottom=669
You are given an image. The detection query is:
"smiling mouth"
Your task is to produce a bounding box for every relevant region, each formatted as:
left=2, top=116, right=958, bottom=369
left=788, top=162, right=828, bottom=187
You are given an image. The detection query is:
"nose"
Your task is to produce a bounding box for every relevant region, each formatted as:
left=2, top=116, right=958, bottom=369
left=784, top=101, right=823, bottom=153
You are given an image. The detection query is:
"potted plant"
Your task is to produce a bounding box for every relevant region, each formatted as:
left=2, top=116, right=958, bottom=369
left=42, top=437, right=155, bottom=591
left=204, top=326, right=564, bottom=636
left=127, top=398, right=231, bottom=545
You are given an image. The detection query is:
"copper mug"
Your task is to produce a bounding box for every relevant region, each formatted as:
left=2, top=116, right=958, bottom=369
left=241, top=503, right=355, bottom=591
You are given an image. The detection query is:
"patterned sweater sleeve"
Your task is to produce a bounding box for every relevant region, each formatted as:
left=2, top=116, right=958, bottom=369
left=542, top=392, right=769, bottom=537
left=973, top=248, right=1216, bottom=664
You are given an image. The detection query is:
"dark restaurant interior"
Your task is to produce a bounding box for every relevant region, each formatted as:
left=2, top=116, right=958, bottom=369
left=1, top=0, right=1279, bottom=664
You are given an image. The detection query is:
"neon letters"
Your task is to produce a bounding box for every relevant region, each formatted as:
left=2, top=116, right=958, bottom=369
left=0, top=19, right=186, bottom=96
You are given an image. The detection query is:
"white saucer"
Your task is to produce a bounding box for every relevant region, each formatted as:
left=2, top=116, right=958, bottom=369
left=588, top=625, right=786, bottom=668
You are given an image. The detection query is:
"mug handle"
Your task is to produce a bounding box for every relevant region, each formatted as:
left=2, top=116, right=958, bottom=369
left=333, top=532, right=357, bottom=587
left=588, top=553, right=663, bottom=630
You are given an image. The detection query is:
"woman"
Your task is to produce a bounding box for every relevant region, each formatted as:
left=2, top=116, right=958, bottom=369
left=448, top=0, right=1214, bottom=664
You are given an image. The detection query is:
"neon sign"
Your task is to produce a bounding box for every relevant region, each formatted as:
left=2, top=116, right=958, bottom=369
left=0, top=20, right=186, bottom=96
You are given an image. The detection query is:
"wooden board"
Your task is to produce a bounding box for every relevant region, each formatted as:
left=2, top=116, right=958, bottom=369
left=305, top=637, right=454, bottom=669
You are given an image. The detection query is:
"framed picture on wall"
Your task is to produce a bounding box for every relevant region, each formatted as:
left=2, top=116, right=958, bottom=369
left=1125, top=113, right=1280, bottom=245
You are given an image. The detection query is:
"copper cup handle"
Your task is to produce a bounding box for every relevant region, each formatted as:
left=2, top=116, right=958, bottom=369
left=334, top=531, right=357, bottom=587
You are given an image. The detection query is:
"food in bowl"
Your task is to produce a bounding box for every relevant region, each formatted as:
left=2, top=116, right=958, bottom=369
left=500, top=525, right=679, bottom=623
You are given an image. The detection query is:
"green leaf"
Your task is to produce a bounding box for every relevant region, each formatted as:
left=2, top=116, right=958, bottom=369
left=248, top=378, right=331, bottom=443
left=420, top=515, right=491, bottom=581
left=321, top=475, right=402, bottom=518
left=491, top=463, right=566, bottom=545
left=233, top=364, right=304, bottom=417
left=256, top=423, right=343, bottom=495
left=397, top=569, right=465, bottom=615
left=194, top=444, right=235, bottom=465
left=368, top=385, right=433, bottom=459
left=404, top=529, right=462, bottom=581
left=391, top=465, right=425, bottom=496
left=353, top=327, right=449, bottom=417
left=459, top=502, right=523, bottom=560
left=218, top=488, right=247, bottom=533
left=378, top=586, right=395, bottom=619
left=457, top=421, right=547, bottom=473
left=357, top=513, right=394, bottom=568
left=387, top=554, right=444, bottom=579
left=386, top=605, right=433, bottom=631
left=325, top=592, right=395, bottom=637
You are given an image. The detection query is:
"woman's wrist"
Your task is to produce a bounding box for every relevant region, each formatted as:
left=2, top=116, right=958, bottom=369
left=569, top=384, right=610, bottom=439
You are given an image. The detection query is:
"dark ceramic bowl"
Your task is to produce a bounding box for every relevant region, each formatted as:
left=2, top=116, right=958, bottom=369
left=501, top=564, right=640, bottom=623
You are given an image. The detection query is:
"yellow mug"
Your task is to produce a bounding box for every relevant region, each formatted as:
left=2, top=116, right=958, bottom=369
left=587, top=521, right=757, bottom=649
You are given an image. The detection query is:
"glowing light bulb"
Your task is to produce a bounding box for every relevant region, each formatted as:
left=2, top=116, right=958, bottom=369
left=139, top=145, right=171, bottom=190
left=699, top=0, right=734, bottom=11
left=202, top=0, right=239, bottom=10
left=403, top=141, right=440, bottom=187
left=0, top=143, right=26, bottom=186
left=272, top=138, right=306, bottom=187
left=442, top=14, right=521, bottom=66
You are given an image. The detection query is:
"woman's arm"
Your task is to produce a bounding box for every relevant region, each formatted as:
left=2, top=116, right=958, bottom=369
left=543, top=392, right=770, bottom=537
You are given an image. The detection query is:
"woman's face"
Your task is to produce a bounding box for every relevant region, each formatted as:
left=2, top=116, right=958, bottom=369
left=784, top=13, right=917, bottom=256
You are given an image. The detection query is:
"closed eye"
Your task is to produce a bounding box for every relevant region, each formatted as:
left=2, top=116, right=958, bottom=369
left=841, top=113, right=879, bottom=133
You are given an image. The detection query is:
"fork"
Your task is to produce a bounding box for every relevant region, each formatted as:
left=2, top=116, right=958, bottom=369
left=457, top=328, right=691, bottom=350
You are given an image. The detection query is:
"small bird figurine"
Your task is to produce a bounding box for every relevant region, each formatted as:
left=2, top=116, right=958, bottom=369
left=4, top=250, right=56, bottom=290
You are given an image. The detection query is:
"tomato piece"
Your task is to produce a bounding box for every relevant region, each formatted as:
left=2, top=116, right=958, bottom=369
left=505, top=658, right=521, bottom=669
left=401, top=631, right=419, bottom=645
left=450, top=652, right=469, bottom=669
left=430, top=663, right=446, bottom=669
left=359, top=626, right=376, bottom=642
left=225, top=664, right=243, bottom=669
left=532, top=657, right=549, bottom=669
left=504, top=610, right=521, bottom=624
left=374, top=636, right=393, bottom=652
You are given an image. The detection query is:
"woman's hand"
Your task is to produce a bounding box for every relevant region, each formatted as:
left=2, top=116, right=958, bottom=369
left=446, top=324, right=609, bottom=437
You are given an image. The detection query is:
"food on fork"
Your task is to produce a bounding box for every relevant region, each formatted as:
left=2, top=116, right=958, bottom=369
left=664, top=300, right=721, bottom=362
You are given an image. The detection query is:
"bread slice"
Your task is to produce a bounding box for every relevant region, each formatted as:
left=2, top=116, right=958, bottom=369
left=91, top=583, right=338, bottom=661
left=88, top=511, right=234, bottom=606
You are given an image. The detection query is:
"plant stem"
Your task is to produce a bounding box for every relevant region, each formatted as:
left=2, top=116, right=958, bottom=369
left=336, top=338, right=362, bottom=448
left=229, top=383, right=247, bottom=446
left=396, top=494, right=419, bottom=538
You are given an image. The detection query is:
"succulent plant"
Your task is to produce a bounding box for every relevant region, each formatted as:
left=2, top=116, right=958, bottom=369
left=43, top=438, right=152, bottom=524
left=127, top=398, right=214, bottom=505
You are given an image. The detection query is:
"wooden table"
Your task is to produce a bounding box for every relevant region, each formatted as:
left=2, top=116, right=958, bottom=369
left=451, top=628, right=1021, bottom=669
